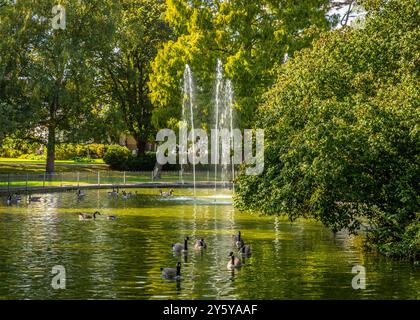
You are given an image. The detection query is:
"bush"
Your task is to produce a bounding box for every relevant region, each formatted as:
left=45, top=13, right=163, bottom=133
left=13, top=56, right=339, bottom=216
left=124, top=152, right=156, bottom=171
left=366, top=219, right=420, bottom=261
left=103, top=150, right=180, bottom=171
left=235, top=0, right=419, bottom=259
left=103, top=145, right=131, bottom=169
left=19, top=154, right=45, bottom=160
left=55, top=143, right=107, bottom=160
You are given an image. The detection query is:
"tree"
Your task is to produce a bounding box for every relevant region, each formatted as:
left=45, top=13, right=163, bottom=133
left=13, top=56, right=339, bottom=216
left=235, top=0, right=419, bottom=259
left=0, top=0, right=117, bottom=172
left=0, top=1, right=34, bottom=143
left=149, top=0, right=336, bottom=130
left=98, top=0, right=173, bottom=156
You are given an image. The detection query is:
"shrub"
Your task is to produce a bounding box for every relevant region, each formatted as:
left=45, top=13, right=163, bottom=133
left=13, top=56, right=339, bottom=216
left=103, top=150, right=180, bottom=171
left=235, top=0, right=419, bottom=259
left=103, top=145, right=131, bottom=169
left=124, top=152, right=156, bottom=171
left=55, top=143, right=107, bottom=160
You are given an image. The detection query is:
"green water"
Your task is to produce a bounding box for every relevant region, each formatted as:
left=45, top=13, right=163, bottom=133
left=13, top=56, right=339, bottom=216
left=0, top=188, right=418, bottom=300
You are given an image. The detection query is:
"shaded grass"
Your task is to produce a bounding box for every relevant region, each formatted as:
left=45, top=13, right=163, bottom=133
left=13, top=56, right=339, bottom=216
left=0, top=159, right=108, bottom=174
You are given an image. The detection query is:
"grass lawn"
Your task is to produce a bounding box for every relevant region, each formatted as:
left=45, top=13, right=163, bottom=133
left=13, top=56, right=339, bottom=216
left=0, top=158, right=108, bottom=174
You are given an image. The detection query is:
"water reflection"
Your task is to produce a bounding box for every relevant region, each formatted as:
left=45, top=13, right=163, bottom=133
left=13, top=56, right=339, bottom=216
left=0, top=189, right=418, bottom=300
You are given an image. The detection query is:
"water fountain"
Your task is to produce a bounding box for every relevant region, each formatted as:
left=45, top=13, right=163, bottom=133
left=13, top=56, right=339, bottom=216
left=182, top=65, right=196, bottom=198
left=213, top=59, right=235, bottom=193
left=225, top=79, right=235, bottom=191
left=214, top=59, right=223, bottom=193
left=180, top=60, right=236, bottom=201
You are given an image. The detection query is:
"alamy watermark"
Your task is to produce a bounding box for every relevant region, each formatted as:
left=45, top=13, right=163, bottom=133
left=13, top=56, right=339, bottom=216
left=351, top=265, right=366, bottom=290
left=51, top=4, right=66, bottom=30
left=51, top=265, right=66, bottom=290
left=156, top=128, right=264, bottom=176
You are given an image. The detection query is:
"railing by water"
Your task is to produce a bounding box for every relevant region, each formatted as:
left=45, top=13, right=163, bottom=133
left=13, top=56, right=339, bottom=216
left=0, top=170, right=224, bottom=194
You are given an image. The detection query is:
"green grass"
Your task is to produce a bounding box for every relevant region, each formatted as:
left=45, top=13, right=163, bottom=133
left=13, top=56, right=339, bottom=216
left=0, top=158, right=104, bottom=164
left=0, top=158, right=108, bottom=174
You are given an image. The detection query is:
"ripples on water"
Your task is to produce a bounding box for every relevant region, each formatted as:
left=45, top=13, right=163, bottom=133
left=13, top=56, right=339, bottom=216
left=0, top=189, right=418, bottom=300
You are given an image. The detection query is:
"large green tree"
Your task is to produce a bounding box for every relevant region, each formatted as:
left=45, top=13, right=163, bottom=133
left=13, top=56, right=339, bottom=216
left=98, top=0, right=173, bottom=155
left=0, top=0, right=116, bottom=172
left=0, top=1, right=34, bottom=143
left=149, top=0, right=337, bottom=130
left=235, top=0, right=419, bottom=259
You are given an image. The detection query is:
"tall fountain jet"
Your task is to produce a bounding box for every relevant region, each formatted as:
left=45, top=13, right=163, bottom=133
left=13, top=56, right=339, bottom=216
left=181, top=60, right=236, bottom=198
left=182, top=64, right=196, bottom=197
left=213, top=59, right=236, bottom=193
left=214, top=59, right=223, bottom=192
left=225, top=79, right=235, bottom=189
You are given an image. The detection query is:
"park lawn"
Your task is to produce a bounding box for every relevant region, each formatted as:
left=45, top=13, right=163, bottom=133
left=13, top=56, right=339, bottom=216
left=0, top=158, right=105, bottom=164
left=0, top=158, right=108, bottom=174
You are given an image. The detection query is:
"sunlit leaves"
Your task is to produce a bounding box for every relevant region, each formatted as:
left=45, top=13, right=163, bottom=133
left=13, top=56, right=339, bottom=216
left=235, top=0, right=419, bottom=258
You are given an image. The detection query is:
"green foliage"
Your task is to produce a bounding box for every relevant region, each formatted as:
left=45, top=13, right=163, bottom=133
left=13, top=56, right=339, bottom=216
left=366, top=219, right=420, bottom=261
left=0, top=0, right=121, bottom=172
left=124, top=152, right=158, bottom=171
left=55, top=144, right=107, bottom=160
left=103, top=145, right=132, bottom=169
left=235, top=0, right=419, bottom=259
left=0, top=138, right=41, bottom=158
left=98, top=0, right=173, bottom=154
left=150, top=0, right=335, bottom=129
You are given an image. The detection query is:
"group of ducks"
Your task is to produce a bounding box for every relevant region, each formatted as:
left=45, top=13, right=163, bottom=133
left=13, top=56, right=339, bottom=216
left=107, top=188, right=138, bottom=200
left=76, top=188, right=139, bottom=201
left=161, top=231, right=252, bottom=279
left=159, top=189, right=174, bottom=197
left=6, top=193, right=42, bottom=205
left=78, top=211, right=116, bottom=221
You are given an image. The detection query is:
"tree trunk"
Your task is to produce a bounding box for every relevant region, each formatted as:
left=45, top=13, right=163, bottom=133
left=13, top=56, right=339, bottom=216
left=46, top=126, right=56, bottom=173
left=152, top=162, right=162, bottom=180
left=136, top=135, right=147, bottom=157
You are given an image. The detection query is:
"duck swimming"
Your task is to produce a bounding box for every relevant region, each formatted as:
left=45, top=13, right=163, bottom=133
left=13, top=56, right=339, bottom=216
left=227, top=251, right=242, bottom=269
left=28, top=194, right=42, bottom=202
left=161, top=262, right=181, bottom=279
left=194, top=238, right=207, bottom=250
left=232, top=231, right=244, bottom=248
left=239, top=244, right=252, bottom=256
left=107, top=189, right=118, bottom=197
left=76, top=190, right=86, bottom=198
left=172, top=237, right=189, bottom=254
left=78, top=211, right=100, bottom=220
left=160, top=189, right=174, bottom=197
left=6, top=194, right=20, bottom=205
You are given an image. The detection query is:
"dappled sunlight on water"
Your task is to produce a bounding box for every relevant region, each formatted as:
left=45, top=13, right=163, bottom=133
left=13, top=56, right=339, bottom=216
left=0, top=188, right=418, bottom=299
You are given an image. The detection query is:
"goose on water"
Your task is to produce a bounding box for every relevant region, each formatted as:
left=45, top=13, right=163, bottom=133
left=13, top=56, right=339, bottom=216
left=227, top=251, right=242, bottom=269
left=194, top=238, right=207, bottom=250
left=78, top=211, right=100, bottom=220
left=76, top=190, right=86, bottom=198
left=6, top=194, right=21, bottom=205
left=172, top=237, right=189, bottom=254
left=107, top=189, right=118, bottom=197
left=28, top=195, right=42, bottom=202
left=232, top=231, right=244, bottom=248
left=239, top=244, right=252, bottom=256
left=161, top=262, right=181, bottom=279
left=159, top=189, right=174, bottom=197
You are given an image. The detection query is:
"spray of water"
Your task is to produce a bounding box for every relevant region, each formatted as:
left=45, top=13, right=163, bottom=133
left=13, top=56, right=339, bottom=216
left=225, top=79, right=235, bottom=189
left=214, top=59, right=223, bottom=193
left=183, top=65, right=196, bottom=197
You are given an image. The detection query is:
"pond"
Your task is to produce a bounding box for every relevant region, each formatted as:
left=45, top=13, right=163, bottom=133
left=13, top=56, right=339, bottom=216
left=0, top=188, right=418, bottom=299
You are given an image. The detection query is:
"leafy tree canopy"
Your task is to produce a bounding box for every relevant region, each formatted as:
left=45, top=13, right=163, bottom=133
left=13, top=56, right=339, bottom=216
left=235, top=0, right=419, bottom=258
left=149, top=0, right=336, bottom=130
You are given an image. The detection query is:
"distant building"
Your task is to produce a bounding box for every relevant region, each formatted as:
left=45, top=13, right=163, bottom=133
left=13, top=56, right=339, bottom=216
left=119, top=134, right=156, bottom=154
